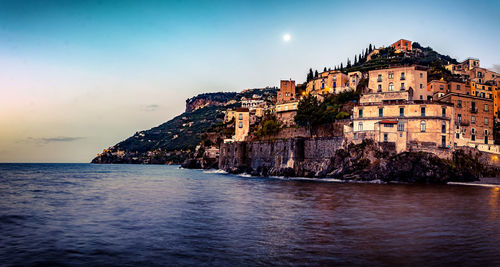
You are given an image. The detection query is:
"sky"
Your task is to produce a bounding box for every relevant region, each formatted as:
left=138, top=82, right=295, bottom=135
left=1, top=0, right=500, bottom=163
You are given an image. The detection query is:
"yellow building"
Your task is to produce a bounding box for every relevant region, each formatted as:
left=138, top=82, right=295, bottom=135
left=347, top=101, right=455, bottom=153
left=306, top=70, right=349, bottom=96
left=368, top=66, right=430, bottom=101
left=234, top=108, right=250, bottom=141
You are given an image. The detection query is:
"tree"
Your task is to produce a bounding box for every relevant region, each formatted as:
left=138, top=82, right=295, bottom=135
left=369, top=44, right=373, bottom=53
left=307, top=68, right=314, bottom=82
left=323, top=67, right=327, bottom=72
left=314, top=70, right=318, bottom=78
left=340, top=63, right=343, bottom=72
left=346, top=58, right=351, bottom=68
left=294, top=95, right=321, bottom=126
left=365, top=48, right=369, bottom=58
left=354, top=55, right=358, bottom=65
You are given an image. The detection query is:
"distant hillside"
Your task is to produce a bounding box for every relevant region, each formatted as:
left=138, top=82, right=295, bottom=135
left=92, top=87, right=277, bottom=164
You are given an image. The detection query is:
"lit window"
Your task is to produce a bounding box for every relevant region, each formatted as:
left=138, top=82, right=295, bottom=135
left=358, top=122, right=363, bottom=131
left=398, top=122, right=404, bottom=131
left=484, top=104, right=489, bottom=111
left=485, top=117, right=488, bottom=125
left=239, top=114, right=243, bottom=120
left=388, top=83, right=394, bottom=91
left=238, top=122, right=243, bottom=128
left=420, top=121, right=426, bottom=132
left=472, top=116, right=476, bottom=124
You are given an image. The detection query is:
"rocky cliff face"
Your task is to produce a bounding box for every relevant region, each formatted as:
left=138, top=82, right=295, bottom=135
left=219, top=138, right=483, bottom=183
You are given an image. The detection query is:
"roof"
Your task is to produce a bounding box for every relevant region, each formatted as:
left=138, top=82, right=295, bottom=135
left=236, top=108, right=250, bottom=112
left=380, top=120, right=398, bottom=124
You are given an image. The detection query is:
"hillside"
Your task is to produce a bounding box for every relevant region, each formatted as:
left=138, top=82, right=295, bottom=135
left=91, top=87, right=277, bottom=164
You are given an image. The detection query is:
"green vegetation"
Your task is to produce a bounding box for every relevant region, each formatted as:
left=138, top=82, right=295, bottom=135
left=295, top=89, right=360, bottom=126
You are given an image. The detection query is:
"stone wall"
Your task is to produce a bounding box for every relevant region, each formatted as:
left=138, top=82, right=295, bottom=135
left=219, top=137, right=343, bottom=176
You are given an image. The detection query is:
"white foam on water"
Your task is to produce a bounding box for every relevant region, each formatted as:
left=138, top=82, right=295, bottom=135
left=448, top=182, right=500, bottom=188
left=202, top=169, right=228, bottom=174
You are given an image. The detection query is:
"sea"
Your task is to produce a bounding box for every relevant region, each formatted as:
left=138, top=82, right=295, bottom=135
left=0, top=163, right=499, bottom=266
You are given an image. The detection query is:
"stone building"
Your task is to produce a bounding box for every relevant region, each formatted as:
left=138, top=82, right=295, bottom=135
left=391, top=39, right=412, bottom=51
left=277, top=79, right=296, bottom=104
left=347, top=101, right=455, bottom=153
left=234, top=108, right=250, bottom=141
left=276, top=101, right=299, bottom=127
left=224, top=109, right=237, bottom=122
left=348, top=71, right=363, bottom=90
left=241, top=98, right=264, bottom=110
left=367, top=66, right=430, bottom=101
left=438, top=93, right=495, bottom=150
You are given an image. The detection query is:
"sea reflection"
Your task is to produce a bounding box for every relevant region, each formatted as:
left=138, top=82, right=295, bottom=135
left=0, top=164, right=499, bottom=266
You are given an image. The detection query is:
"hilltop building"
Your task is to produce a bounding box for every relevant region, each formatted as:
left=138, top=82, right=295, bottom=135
left=277, top=79, right=296, bottom=103
left=306, top=70, right=349, bottom=96
left=234, top=108, right=250, bottom=141
left=391, top=39, right=412, bottom=52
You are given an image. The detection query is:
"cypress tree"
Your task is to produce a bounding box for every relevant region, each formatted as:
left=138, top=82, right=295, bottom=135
left=369, top=44, right=373, bottom=53
left=314, top=70, right=318, bottom=78
left=323, top=67, right=327, bottom=72
left=354, top=55, right=358, bottom=65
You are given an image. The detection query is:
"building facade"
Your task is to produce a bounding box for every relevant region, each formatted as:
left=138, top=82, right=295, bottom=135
left=277, top=80, right=296, bottom=104
left=391, top=39, right=412, bottom=51
left=349, top=101, right=455, bottom=153
left=234, top=108, right=250, bottom=141
left=368, top=66, right=429, bottom=101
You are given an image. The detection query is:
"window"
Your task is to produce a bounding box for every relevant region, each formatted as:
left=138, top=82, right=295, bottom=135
left=401, top=72, right=406, bottom=80
left=440, top=85, right=444, bottom=91
left=420, top=73, right=423, bottom=78
left=441, top=136, right=446, bottom=148
left=388, top=83, right=394, bottom=91
left=358, top=122, right=363, bottom=131
left=442, top=122, right=446, bottom=133
left=379, top=108, right=383, bottom=118
left=378, top=74, right=382, bottom=82
left=378, top=84, right=382, bottom=92
left=420, top=120, right=426, bottom=132
left=457, top=85, right=461, bottom=90
left=442, top=107, right=446, bottom=118
left=420, top=95, right=423, bottom=100
left=398, top=122, right=404, bottom=131
left=384, top=124, right=394, bottom=128
left=388, top=72, right=393, bottom=79
left=238, top=122, right=243, bottom=128
left=384, top=133, right=388, bottom=142
left=401, top=83, right=405, bottom=90
left=456, top=133, right=460, bottom=139
left=485, top=117, right=488, bottom=125
left=400, top=107, right=405, bottom=117
left=420, top=84, right=423, bottom=89
left=471, top=116, right=476, bottom=124
left=359, top=109, right=363, bottom=118
left=484, top=104, right=489, bottom=111
left=457, top=100, right=462, bottom=108
left=239, top=114, right=243, bottom=120
left=421, top=107, right=426, bottom=117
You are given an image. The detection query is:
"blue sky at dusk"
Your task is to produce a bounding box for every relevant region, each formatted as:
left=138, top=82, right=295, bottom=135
left=1, top=0, right=499, bottom=162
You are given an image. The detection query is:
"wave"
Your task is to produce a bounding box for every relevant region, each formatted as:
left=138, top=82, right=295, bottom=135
left=202, top=169, right=228, bottom=174
left=448, top=182, right=500, bottom=188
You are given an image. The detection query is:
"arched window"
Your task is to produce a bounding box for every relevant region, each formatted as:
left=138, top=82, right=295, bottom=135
left=388, top=82, right=394, bottom=91
left=420, top=120, right=426, bottom=132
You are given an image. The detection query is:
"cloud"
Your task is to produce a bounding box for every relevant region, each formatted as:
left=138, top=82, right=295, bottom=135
left=22, top=136, right=85, bottom=144
left=492, top=64, right=500, bottom=73
left=142, top=104, right=160, bottom=112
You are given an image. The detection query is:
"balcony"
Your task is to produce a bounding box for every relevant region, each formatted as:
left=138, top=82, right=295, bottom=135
left=470, top=107, right=478, bottom=113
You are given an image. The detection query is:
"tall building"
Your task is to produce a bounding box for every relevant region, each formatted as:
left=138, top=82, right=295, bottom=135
left=277, top=80, right=296, bottom=104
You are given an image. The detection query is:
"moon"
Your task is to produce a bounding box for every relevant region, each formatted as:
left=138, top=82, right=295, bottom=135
left=283, top=34, right=291, bottom=42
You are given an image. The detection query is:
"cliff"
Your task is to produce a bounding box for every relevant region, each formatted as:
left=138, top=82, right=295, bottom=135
left=92, top=88, right=277, bottom=164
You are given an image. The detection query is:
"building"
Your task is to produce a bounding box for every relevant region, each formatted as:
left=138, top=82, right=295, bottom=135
left=438, top=93, right=494, bottom=150
left=234, top=108, right=250, bottom=141
left=224, top=109, right=237, bottom=122
left=367, top=66, right=429, bottom=101
left=348, top=71, right=363, bottom=90
left=277, top=80, right=296, bottom=103
left=276, top=101, right=299, bottom=127
left=391, top=39, right=412, bottom=51
left=470, top=81, right=496, bottom=100
left=306, top=70, right=349, bottom=96
left=348, top=101, right=455, bottom=153
left=241, top=98, right=265, bottom=110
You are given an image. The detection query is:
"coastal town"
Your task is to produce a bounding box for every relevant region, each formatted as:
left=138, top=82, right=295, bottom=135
left=223, top=39, right=500, bottom=155
left=93, top=39, right=500, bottom=181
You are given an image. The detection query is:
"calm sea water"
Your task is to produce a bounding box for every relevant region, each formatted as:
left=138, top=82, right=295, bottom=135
left=0, top=163, right=499, bottom=266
